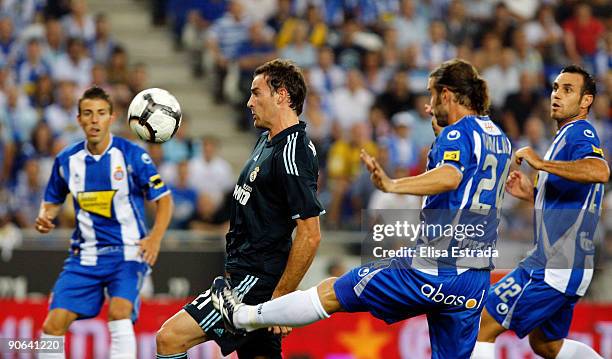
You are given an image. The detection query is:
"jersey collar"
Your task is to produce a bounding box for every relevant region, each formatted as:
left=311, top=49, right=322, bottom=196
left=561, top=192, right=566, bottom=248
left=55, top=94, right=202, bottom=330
left=84, top=134, right=114, bottom=159
left=267, top=121, right=306, bottom=146
left=557, top=118, right=588, bottom=133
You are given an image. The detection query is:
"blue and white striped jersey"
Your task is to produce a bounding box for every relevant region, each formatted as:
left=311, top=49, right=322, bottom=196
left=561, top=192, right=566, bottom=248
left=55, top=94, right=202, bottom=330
left=520, top=119, right=605, bottom=296
left=416, top=115, right=512, bottom=273
left=44, top=136, right=170, bottom=266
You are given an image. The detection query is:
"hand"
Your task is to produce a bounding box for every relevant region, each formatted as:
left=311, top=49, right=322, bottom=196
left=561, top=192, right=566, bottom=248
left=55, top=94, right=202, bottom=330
left=139, top=236, right=161, bottom=265
left=269, top=325, right=292, bottom=338
left=360, top=149, right=393, bottom=192
left=505, top=170, right=534, bottom=201
left=35, top=215, right=55, bottom=233
left=515, top=147, right=544, bottom=170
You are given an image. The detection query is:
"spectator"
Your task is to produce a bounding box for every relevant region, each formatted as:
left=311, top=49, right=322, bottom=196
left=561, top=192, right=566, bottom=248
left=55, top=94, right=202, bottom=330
left=127, top=62, right=149, bottom=96
left=502, top=72, right=541, bottom=140
left=384, top=113, right=419, bottom=171
left=52, top=37, right=92, bottom=88
left=523, top=4, right=564, bottom=65
left=182, top=10, right=208, bottom=78
left=516, top=116, right=550, bottom=159
left=332, top=17, right=367, bottom=69
left=563, top=2, right=605, bottom=65
left=280, top=20, right=317, bottom=68
left=330, top=68, right=374, bottom=131
left=90, top=63, right=111, bottom=91
left=1, top=86, right=38, bottom=145
left=235, top=22, right=277, bottom=130
left=417, top=20, right=456, bottom=70
left=106, top=45, right=128, bottom=85
left=187, top=136, right=234, bottom=208
left=477, top=2, right=516, bottom=48
left=30, top=74, right=54, bottom=111
left=42, top=18, right=65, bottom=70
left=237, top=0, right=277, bottom=23
left=44, top=80, right=79, bottom=145
left=326, top=122, right=377, bottom=228
left=445, top=0, right=478, bottom=47
left=16, top=37, right=52, bottom=96
left=392, top=0, right=429, bottom=51
left=302, top=91, right=332, bottom=157
left=594, top=31, right=611, bottom=82
left=61, top=0, right=95, bottom=42
left=482, top=47, right=520, bottom=110
left=11, top=157, right=44, bottom=228
left=266, top=0, right=292, bottom=34
left=512, top=27, right=543, bottom=83
left=362, top=50, right=393, bottom=95
left=89, top=13, right=117, bottom=64
left=0, top=16, right=18, bottom=65
left=168, top=161, right=199, bottom=229
left=374, top=70, right=414, bottom=119
left=408, top=93, right=436, bottom=150
left=309, top=47, right=345, bottom=96
left=205, top=0, right=251, bottom=104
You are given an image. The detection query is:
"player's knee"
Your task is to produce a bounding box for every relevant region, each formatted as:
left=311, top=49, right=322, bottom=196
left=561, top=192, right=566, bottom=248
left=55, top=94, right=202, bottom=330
left=476, top=309, right=505, bottom=342
left=156, top=326, right=186, bottom=354
left=529, top=336, right=561, bottom=359
left=42, top=317, right=68, bottom=336
left=108, top=306, right=132, bottom=321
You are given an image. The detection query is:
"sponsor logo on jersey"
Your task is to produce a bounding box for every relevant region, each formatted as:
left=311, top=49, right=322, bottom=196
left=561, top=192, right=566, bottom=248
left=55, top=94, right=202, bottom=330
left=496, top=302, right=509, bottom=315
left=447, top=130, right=461, bottom=140
left=584, top=129, right=595, bottom=138
left=592, top=145, right=604, bottom=156
left=443, top=150, right=460, bottom=161
left=77, top=190, right=117, bottom=218
left=420, top=283, right=484, bottom=309
left=249, top=166, right=260, bottom=182
left=358, top=267, right=370, bottom=277
left=233, top=184, right=252, bottom=205
left=113, top=166, right=124, bottom=181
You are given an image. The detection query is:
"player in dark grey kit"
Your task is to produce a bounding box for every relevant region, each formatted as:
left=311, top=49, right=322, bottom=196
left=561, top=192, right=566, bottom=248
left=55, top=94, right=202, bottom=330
left=155, top=59, right=325, bottom=359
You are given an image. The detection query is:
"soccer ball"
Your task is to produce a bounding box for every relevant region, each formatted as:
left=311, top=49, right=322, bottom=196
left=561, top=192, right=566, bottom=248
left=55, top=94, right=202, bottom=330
left=127, top=88, right=182, bottom=143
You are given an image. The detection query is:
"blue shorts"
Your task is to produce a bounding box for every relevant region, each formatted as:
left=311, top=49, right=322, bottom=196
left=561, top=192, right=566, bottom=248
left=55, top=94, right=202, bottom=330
left=486, top=267, right=580, bottom=339
left=334, top=259, right=489, bottom=359
left=50, top=256, right=149, bottom=322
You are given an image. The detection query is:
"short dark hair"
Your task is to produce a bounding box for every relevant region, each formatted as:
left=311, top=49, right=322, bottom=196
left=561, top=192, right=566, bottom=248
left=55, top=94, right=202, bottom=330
left=560, top=64, right=597, bottom=98
left=429, top=59, right=490, bottom=115
left=78, top=86, right=113, bottom=114
left=254, top=59, right=307, bottom=115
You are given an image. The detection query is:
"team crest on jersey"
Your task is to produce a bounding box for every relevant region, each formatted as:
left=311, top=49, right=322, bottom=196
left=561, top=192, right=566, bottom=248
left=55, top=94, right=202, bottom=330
left=113, top=166, right=124, bottom=181
left=447, top=130, right=461, bottom=140
left=584, top=129, right=595, bottom=138
left=249, top=166, right=260, bottom=182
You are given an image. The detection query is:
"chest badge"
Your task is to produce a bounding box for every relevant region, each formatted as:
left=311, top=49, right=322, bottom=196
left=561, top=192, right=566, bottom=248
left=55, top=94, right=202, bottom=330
left=113, top=166, right=125, bottom=181
left=249, top=166, right=260, bottom=182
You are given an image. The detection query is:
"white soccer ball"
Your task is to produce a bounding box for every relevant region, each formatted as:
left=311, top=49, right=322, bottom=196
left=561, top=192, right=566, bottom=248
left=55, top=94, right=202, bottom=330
left=127, top=88, right=182, bottom=143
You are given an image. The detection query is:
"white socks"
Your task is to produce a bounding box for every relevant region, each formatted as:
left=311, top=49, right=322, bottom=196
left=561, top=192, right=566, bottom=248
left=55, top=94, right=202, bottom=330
left=556, top=339, right=602, bottom=359
left=471, top=341, right=495, bottom=359
left=38, top=333, right=65, bottom=359
left=234, top=286, right=330, bottom=331
left=108, top=319, right=136, bottom=359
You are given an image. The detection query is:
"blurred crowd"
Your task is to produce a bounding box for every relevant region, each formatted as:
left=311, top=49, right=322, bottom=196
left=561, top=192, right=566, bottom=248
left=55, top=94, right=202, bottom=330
left=0, top=0, right=611, bottom=246
left=0, top=0, right=233, bottom=236
left=167, top=0, right=611, bottom=232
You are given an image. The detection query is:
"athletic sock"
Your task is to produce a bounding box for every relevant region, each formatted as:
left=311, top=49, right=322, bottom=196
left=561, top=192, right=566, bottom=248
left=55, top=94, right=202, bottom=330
left=156, top=353, right=188, bottom=359
left=555, top=339, right=602, bottom=359
left=108, top=319, right=136, bottom=359
left=234, top=286, right=330, bottom=331
left=471, top=341, right=495, bottom=359
left=38, top=333, right=65, bottom=359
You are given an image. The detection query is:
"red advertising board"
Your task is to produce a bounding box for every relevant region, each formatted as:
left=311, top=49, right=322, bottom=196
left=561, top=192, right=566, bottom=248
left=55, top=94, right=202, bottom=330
left=1, top=299, right=611, bottom=358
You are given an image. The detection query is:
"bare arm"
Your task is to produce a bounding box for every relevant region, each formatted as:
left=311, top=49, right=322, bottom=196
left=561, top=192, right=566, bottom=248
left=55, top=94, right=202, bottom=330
left=140, top=193, right=173, bottom=266
left=272, top=216, right=321, bottom=298
left=516, top=147, right=610, bottom=184
left=361, top=150, right=462, bottom=195
left=35, top=202, right=63, bottom=233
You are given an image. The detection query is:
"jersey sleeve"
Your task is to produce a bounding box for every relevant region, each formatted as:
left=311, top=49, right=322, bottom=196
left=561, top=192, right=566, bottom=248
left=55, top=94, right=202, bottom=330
left=567, top=125, right=605, bottom=161
left=130, top=145, right=170, bottom=201
left=44, top=156, right=69, bottom=204
left=434, top=127, right=471, bottom=173
left=276, top=135, right=325, bottom=220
